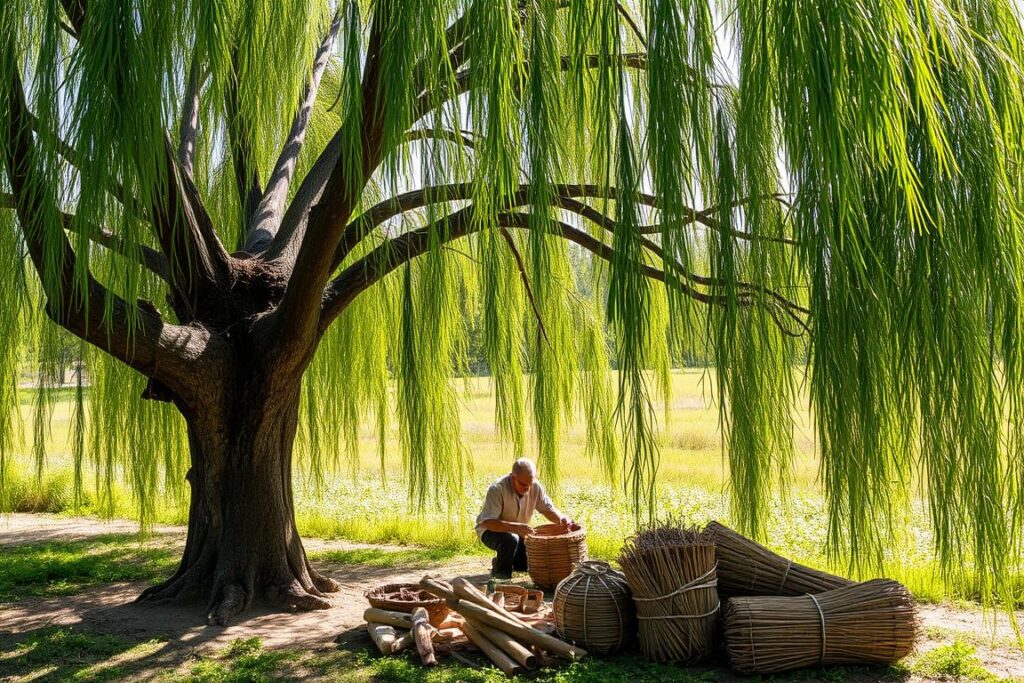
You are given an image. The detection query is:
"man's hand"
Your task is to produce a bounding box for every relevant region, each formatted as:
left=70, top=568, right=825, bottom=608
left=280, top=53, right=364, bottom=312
left=557, top=515, right=573, bottom=528
left=510, top=523, right=535, bottom=537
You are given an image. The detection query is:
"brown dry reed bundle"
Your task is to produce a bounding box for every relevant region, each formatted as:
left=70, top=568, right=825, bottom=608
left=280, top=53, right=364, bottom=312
left=704, top=521, right=854, bottom=598
left=618, top=523, right=718, bottom=664
left=723, top=578, right=918, bottom=674
left=524, top=523, right=587, bottom=588
left=554, top=560, right=636, bottom=655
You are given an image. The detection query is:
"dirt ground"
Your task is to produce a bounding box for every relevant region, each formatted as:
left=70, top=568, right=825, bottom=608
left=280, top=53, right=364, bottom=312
left=2, top=514, right=1023, bottom=680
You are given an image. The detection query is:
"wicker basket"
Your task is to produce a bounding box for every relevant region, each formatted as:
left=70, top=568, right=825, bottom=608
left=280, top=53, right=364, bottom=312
left=364, top=582, right=450, bottom=627
left=554, top=560, right=636, bottom=654
left=524, top=523, right=588, bottom=589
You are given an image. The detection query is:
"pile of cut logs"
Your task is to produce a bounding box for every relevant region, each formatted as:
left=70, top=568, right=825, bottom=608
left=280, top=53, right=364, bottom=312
left=364, top=575, right=586, bottom=676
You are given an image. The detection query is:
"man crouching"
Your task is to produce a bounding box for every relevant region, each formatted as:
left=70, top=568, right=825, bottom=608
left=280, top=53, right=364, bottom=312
left=474, top=458, right=573, bottom=579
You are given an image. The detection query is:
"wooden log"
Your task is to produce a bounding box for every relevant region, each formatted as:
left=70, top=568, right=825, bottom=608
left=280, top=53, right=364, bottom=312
left=452, top=577, right=528, bottom=626
left=392, top=631, right=414, bottom=653
left=462, top=619, right=521, bottom=677
left=367, top=623, right=397, bottom=655
left=420, top=576, right=459, bottom=602
left=455, top=599, right=587, bottom=660
left=412, top=607, right=437, bottom=666
left=463, top=614, right=538, bottom=669
left=364, top=607, right=414, bottom=629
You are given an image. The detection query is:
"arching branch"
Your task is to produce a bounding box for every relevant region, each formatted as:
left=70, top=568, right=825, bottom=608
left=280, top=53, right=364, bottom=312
left=3, top=62, right=221, bottom=403
left=321, top=208, right=735, bottom=332
left=244, top=7, right=344, bottom=253
left=332, top=182, right=794, bottom=273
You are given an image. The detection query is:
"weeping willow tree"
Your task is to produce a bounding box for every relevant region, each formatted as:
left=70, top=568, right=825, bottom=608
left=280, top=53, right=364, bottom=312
left=2, top=0, right=1024, bottom=623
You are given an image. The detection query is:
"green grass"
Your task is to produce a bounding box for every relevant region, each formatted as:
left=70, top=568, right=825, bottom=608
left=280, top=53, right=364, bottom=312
left=910, top=640, right=999, bottom=681
left=5, top=370, right=1023, bottom=608
left=0, top=535, right=179, bottom=602
left=307, top=547, right=469, bottom=568
left=0, top=627, right=165, bottom=682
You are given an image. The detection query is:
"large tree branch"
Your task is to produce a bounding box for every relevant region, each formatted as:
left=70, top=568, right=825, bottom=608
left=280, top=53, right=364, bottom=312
left=243, top=8, right=344, bottom=253
left=178, top=57, right=204, bottom=178
left=320, top=208, right=739, bottom=333
left=3, top=62, right=222, bottom=402
left=149, top=135, right=233, bottom=319
left=269, top=5, right=390, bottom=362
left=225, top=52, right=262, bottom=235
left=331, top=182, right=794, bottom=273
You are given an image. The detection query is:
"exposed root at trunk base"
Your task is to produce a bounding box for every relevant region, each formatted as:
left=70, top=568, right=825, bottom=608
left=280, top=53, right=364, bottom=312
left=209, top=584, right=249, bottom=626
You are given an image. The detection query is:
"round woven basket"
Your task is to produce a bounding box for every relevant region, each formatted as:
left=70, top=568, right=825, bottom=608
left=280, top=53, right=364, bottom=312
left=364, top=582, right=450, bottom=627
left=554, top=560, right=636, bottom=654
left=524, top=523, right=587, bottom=589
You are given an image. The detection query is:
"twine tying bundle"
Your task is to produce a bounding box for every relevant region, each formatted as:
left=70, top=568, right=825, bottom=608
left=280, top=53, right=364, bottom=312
left=618, top=524, right=719, bottom=664
left=723, top=579, right=918, bottom=674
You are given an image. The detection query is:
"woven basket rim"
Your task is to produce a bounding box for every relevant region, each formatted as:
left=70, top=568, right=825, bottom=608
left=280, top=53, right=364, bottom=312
left=363, top=582, right=446, bottom=605
left=527, top=522, right=586, bottom=540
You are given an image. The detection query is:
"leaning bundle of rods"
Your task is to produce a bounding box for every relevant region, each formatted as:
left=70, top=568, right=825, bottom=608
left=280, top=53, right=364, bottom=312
left=723, top=579, right=918, bottom=674
left=704, top=521, right=854, bottom=597
left=618, top=524, right=718, bottom=664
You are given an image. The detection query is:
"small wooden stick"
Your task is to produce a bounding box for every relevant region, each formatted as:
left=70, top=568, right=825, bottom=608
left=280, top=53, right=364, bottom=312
left=462, top=620, right=521, bottom=677
left=367, top=623, right=397, bottom=655
left=489, top=592, right=506, bottom=609
left=412, top=607, right=437, bottom=666
left=364, top=607, right=414, bottom=629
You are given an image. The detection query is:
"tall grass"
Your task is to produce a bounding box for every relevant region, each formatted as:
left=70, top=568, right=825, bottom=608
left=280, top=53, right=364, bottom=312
left=4, top=370, right=1021, bottom=607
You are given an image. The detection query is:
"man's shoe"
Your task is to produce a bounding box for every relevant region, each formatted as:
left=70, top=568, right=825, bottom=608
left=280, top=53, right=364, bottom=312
left=491, top=570, right=513, bottom=580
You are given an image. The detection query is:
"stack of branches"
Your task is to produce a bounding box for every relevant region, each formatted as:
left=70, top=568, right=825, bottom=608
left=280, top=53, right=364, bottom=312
left=723, top=579, right=918, bottom=674
left=413, top=575, right=587, bottom=677
left=618, top=523, right=719, bottom=663
left=364, top=605, right=463, bottom=667
left=704, top=521, right=854, bottom=598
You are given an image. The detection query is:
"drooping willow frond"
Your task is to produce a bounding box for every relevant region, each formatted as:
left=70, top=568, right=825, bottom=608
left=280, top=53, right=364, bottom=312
left=0, top=0, right=1022, bottom=607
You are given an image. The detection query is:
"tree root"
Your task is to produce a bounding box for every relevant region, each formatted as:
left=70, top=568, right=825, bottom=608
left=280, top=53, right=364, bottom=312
left=267, top=580, right=333, bottom=612
left=208, top=584, right=249, bottom=626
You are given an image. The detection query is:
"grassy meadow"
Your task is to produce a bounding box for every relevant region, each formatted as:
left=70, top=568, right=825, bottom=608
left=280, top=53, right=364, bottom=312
left=1, top=369, right=1015, bottom=606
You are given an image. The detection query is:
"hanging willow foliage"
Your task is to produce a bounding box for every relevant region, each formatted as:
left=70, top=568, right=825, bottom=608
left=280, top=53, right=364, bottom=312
left=0, top=0, right=1022, bottom=608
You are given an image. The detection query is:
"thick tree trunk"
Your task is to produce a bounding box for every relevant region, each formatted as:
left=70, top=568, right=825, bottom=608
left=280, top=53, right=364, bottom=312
left=136, top=378, right=339, bottom=625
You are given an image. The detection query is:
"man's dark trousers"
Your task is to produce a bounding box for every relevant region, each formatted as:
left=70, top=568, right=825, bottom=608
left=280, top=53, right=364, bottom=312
left=481, top=530, right=527, bottom=577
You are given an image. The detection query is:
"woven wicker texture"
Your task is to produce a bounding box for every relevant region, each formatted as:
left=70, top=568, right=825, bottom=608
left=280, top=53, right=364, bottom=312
left=524, top=523, right=587, bottom=588
left=724, top=579, right=917, bottom=674
left=364, top=583, right=450, bottom=627
left=553, top=560, right=636, bottom=655
left=618, top=525, right=719, bottom=664
left=704, top=521, right=854, bottom=598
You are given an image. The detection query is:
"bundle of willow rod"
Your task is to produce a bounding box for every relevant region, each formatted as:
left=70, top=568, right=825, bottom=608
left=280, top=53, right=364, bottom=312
left=618, top=524, right=718, bottom=664
left=554, top=560, right=635, bottom=654
left=723, top=579, right=918, bottom=674
left=704, top=521, right=854, bottom=598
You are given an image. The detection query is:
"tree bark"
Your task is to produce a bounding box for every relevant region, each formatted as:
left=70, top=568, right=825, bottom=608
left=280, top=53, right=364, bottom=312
left=136, top=373, right=339, bottom=625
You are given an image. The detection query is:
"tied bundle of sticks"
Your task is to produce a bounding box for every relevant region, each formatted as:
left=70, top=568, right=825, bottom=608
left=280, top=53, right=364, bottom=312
left=723, top=579, right=918, bottom=674
left=420, top=575, right=586, bottom=677
left=364, top=606, right=461, bottom=666
left=618, top=524, right=719, bottom=664
left=704, top=521, right=854, bottom=598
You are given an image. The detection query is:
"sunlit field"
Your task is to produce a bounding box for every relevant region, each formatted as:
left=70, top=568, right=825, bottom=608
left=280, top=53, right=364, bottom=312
left=3, top=369, right=1019, bottom=607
